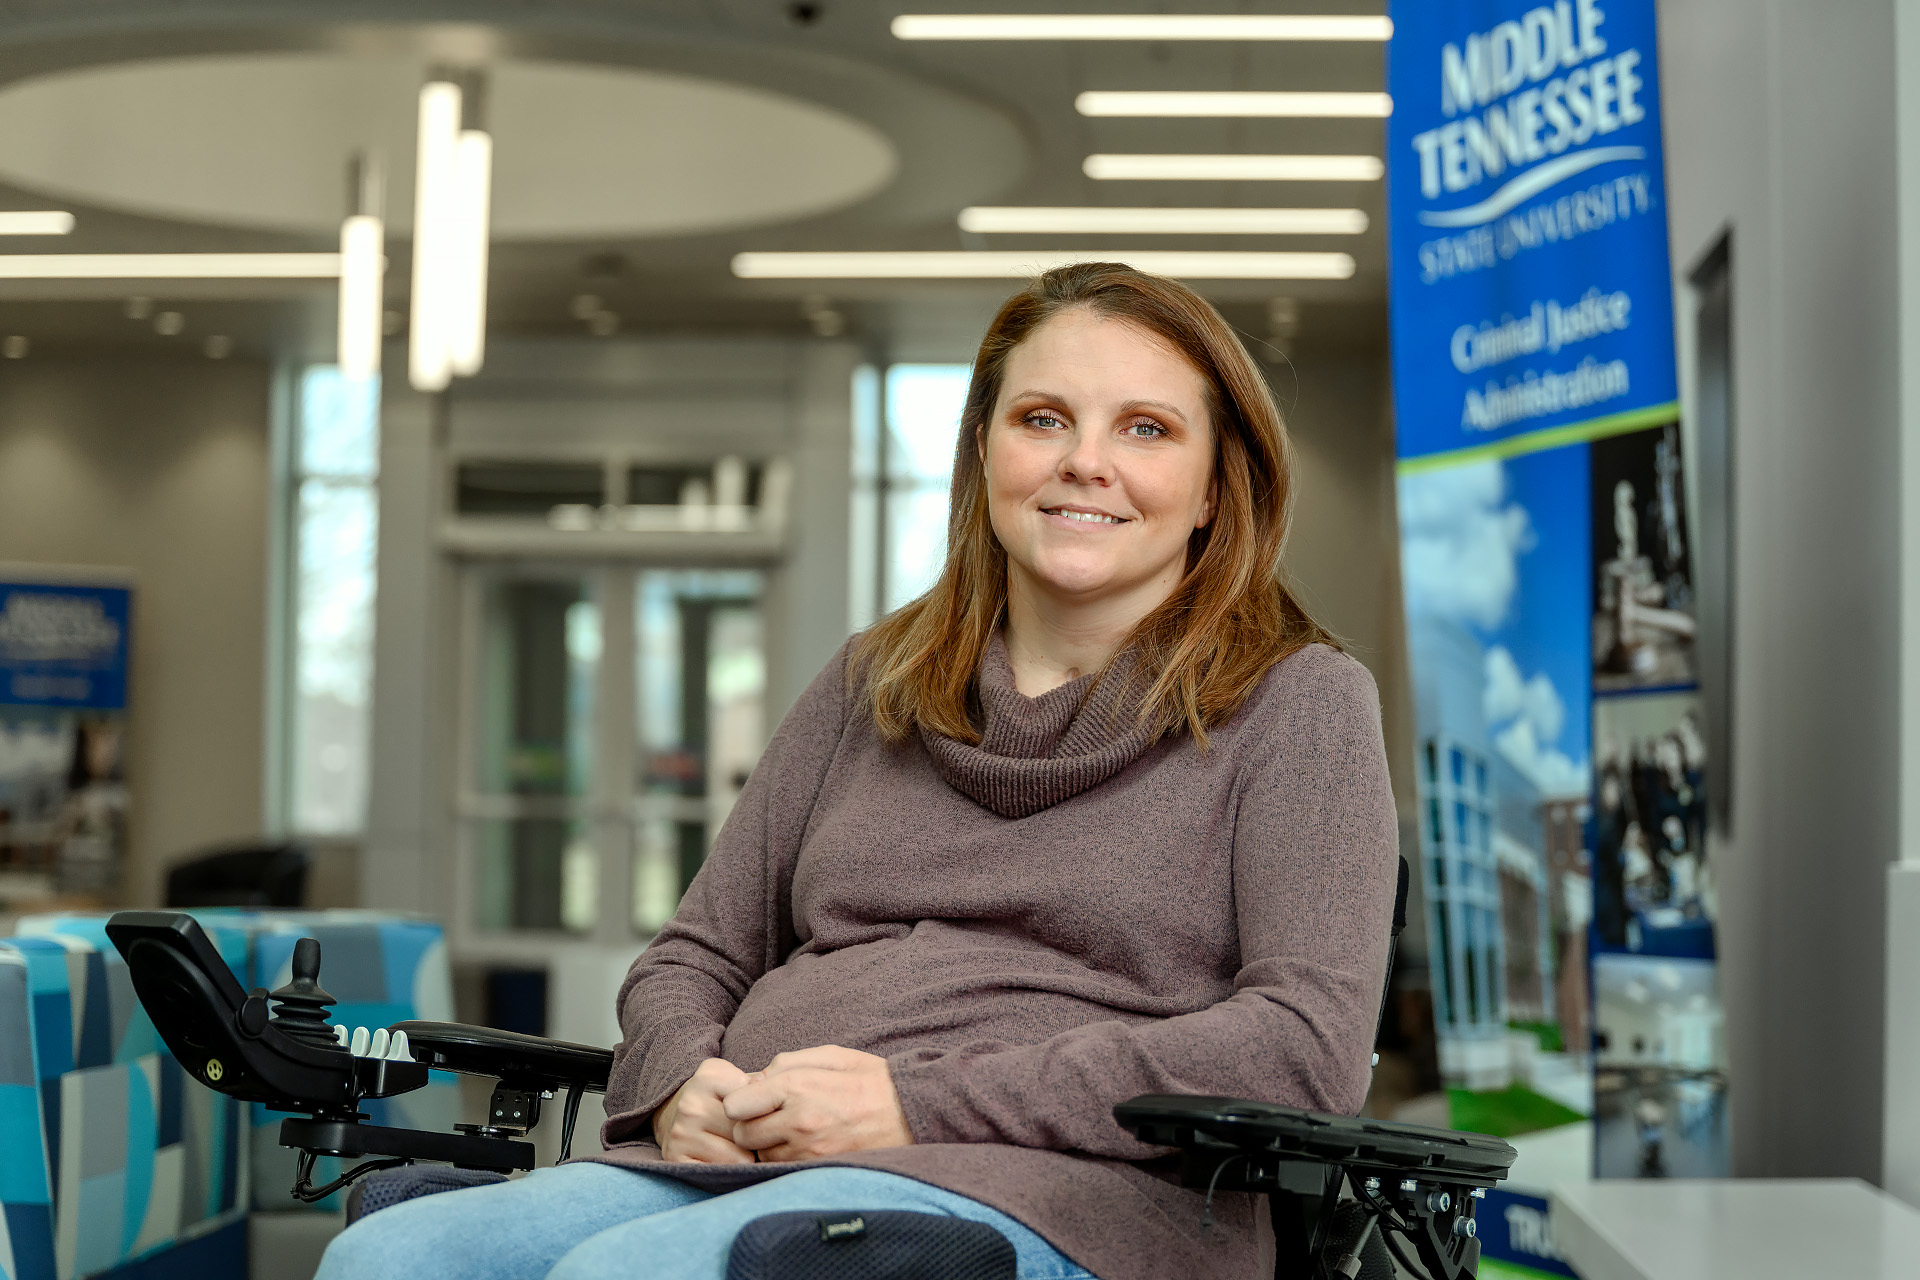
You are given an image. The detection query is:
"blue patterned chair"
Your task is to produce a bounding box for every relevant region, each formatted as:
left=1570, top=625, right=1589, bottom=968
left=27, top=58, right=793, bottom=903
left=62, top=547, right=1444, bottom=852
left=0, top=922, right=250, bottom=1280
left=15, top=910, right=458, bottom=1222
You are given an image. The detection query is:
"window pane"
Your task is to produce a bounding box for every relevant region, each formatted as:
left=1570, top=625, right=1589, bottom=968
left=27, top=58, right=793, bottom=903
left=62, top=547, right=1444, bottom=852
left=633, top=570, right=767, bottom=935
left=635, top=571, right=765, bottom=794
left=849, top=484, right=880, bottom=633
left=885, top=486, right=953, bottom=613
left=299, top=367, right=379, bottom=478
left=475, top=577, right=597, bottom=798
left=633, top=817, right=707, bottom=935
left=473, top=817, right=595, bottom=933
left=291, top=479, right=377, bottom=834
left=456, top=460, right=604, bottom=516
left=851, top=364, right=881, bottom=483
left=885, top=364, right=969, bottom=483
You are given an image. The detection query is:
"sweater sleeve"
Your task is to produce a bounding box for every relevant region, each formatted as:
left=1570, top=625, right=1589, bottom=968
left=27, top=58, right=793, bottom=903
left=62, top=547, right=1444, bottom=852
left=885, top=652, right=1399, bottom=1159
left=599, top=643, right=851, bottom=1144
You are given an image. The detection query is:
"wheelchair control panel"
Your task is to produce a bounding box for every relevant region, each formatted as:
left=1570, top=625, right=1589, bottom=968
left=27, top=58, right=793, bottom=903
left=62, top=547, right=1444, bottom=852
left=106, top=911, right=612, bottom=1202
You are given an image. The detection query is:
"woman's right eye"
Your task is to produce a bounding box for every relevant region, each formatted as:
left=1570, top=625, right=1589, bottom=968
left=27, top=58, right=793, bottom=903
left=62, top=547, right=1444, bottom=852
left=1023, top=411, right=1066, bottom=430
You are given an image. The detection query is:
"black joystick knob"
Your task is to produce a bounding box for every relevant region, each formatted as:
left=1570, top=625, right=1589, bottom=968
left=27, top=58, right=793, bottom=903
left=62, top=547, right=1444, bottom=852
left=267, top=937, right=340, bottom=1049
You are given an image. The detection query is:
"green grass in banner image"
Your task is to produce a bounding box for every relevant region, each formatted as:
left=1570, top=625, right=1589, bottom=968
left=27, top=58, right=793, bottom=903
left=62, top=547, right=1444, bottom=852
left=1449, top=1083, right=1586, bottom=1140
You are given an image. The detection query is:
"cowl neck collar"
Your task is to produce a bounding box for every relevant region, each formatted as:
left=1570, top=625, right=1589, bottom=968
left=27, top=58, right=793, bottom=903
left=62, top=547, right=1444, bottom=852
left=919, top=634, right=1157, bottom=819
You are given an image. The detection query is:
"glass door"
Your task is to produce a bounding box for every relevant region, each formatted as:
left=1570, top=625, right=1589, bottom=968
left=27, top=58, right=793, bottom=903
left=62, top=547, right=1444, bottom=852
left=632, top=570, right=766, bottom=933
left=461, top=568, right=607, bottom=938
left=455, top=561, right=766, bottom=950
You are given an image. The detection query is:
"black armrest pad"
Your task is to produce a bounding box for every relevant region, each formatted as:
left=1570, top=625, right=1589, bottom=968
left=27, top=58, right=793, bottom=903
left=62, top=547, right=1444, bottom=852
left=1114, top=1095, right=1516, bottom=1184
left=393, top=1020, right=613, bottom=1093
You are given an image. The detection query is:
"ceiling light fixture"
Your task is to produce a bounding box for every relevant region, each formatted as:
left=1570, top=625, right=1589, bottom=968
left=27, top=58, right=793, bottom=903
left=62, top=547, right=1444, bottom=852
left=0, top=212, right=75, bottom=235
left=409, top=74, right=493, bottom=391
left=1077, top=91, right=1392, bottom=118
left=449, top=127, right=492, bottom=377
left=731, top=250, right=1355, bottom=280
left=338, top=154, right=385, bottom=380
left=409, top=80, right=461, bottom=391
left=958, top=206, right=1368, bottom=235
left=0, top=253, right=341, bottom=278
left=890, top=14, right=1391, bottom=41
left=1083, top=154, right=1385, bottom=182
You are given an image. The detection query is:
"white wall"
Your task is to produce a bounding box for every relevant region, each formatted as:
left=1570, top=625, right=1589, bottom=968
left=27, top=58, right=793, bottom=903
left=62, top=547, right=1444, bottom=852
left=0, top=356, right=271, bottom=905
left=1281, top=340, right=1414, bottom=816
left=1661, top=0, right=1902, bottom=1182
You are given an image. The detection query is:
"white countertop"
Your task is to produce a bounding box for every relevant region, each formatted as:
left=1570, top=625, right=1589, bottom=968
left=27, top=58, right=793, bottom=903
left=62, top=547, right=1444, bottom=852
left=1548, top=1179, right=1920, bottom=1280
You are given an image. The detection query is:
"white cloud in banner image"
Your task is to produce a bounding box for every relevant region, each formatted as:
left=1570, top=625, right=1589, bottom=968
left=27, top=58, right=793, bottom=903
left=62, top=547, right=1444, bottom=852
left=1484, top=644, right=1589, bottom=797
left=1397, top=460, right=1535, bottom=629
left=0, top=718, right=70, bottom=780
left=1484, top=645, right=1565, bottom=742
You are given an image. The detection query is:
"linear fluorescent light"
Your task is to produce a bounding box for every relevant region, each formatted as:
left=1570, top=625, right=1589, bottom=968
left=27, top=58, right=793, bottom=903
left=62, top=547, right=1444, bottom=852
left=1078, top=91, right=1392, bottom=118
left=731, top=250, right=1354, bottom=280
left=448, top=129, right=492, bottom=377
left=958, top=206, right=1368, bottom=235
left=338, top=214, right=384, bottom=380
left=0, top=212, right=75, bottom=235
left=0, top=253, right=340, bottom=278
left=891, top=15, right=1391, bottom=41
left=409, top=80, right=462, bottom=392
left=1084, top=154, right=1385, bottom=182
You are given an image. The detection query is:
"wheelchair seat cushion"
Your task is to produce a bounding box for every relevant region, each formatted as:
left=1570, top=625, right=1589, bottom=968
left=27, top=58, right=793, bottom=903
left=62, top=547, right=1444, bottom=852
left=726, top=1210, right=1016, bottom=1280
left=344, top=1164, right=510, bottom=1224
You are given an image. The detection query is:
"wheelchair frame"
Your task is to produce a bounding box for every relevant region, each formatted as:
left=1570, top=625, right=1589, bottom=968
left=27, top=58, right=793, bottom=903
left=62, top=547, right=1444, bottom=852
left=106, top=861, right=1514, bottom=1280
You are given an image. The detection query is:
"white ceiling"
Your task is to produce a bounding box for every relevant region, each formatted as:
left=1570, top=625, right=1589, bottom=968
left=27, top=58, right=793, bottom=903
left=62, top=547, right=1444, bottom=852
left=0, top=53, right=900, bottom=239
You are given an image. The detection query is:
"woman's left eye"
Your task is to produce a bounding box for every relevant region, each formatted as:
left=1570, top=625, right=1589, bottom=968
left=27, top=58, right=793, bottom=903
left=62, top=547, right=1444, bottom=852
left=1123, top=420, right=1167, bottom=439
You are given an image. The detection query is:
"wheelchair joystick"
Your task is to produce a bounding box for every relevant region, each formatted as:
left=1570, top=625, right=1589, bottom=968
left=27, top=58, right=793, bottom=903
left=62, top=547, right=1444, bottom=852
left=268, top=937, right=340, bottom=1049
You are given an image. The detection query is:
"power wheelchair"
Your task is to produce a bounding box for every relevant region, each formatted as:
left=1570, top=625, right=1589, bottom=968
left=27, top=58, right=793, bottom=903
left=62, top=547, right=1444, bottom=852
left=105, top=857, right=1514, bottom=1280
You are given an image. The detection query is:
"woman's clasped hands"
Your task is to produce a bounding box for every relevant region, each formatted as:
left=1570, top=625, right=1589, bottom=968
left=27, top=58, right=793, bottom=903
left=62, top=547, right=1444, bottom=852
left=650, top=1046, right=914, bottom=1165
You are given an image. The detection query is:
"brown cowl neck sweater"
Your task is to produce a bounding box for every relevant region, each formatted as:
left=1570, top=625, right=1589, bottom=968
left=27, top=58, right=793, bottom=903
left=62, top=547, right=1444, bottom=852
left=586, top=635, right=1398, bottom=1280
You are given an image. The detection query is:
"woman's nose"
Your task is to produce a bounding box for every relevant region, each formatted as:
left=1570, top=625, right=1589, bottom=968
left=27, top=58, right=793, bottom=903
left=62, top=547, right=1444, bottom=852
left=1058, top=428, right=1114, bottom=483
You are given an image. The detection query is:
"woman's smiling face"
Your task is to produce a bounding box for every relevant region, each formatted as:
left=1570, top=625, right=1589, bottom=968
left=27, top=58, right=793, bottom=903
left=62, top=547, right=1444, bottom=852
left=982, top=307, right=1216, bottom=609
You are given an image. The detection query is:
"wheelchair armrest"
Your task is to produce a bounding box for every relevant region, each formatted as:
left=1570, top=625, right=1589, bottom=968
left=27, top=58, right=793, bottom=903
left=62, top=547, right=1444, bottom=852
left=1119, top=1095, right=1517, bottom=1280
left=1114, top=1094, right=1517, bottom=1187
left=392, top=1020, right=613, bottom=1093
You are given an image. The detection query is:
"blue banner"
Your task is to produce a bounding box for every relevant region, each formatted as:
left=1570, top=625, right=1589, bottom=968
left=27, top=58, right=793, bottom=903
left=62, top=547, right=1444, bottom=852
left=1388, top=0, right=1678, bottom=463
left=1388, top=0, right=1728, bottom=1224
left=0, top=580, right=132, bottom=710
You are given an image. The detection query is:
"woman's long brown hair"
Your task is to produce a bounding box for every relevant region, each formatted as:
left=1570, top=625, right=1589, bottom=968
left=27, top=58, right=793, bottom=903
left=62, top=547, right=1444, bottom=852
left=854, top=261, right=1334, bottom=746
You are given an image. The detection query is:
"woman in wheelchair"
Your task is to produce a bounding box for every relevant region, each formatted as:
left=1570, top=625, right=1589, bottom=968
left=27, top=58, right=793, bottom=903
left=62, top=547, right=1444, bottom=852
left=319, top=262, right=1398, bottom=1280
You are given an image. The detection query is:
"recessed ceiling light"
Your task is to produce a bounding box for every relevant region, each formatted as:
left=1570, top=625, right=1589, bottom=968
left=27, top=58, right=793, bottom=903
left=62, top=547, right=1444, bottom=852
left=891, top=15, right=1391, bottom=41
left=0, top=212, right=75, bottom=235
left=1083, top=154, right=1385, bottom=182
left=731, top=250, right=1355, bottom=280
left=1077, top=91, right=1392, bottom=119
left=0, top=253, right=340, bottom=279
left=958, top=207, right=1368, bottom=235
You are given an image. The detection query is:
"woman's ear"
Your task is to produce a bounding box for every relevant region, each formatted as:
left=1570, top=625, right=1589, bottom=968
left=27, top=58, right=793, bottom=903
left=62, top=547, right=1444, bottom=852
left=1196, top=473, right=1218, bottom=529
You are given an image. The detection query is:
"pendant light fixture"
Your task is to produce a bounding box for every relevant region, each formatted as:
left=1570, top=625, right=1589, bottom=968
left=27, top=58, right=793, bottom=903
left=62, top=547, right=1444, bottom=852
left=338, top=152, right=384, bottom=380
left=409, top=71, right=492, bottom=391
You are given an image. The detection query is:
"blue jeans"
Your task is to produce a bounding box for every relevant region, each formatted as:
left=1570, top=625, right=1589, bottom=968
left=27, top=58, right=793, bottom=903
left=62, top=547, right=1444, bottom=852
left=316, top=1161, right=1097, bottom=1280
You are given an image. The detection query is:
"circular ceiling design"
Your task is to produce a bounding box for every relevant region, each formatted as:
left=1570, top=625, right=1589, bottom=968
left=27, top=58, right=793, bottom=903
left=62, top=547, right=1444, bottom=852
left=0, top=53, right=900, bottom=240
